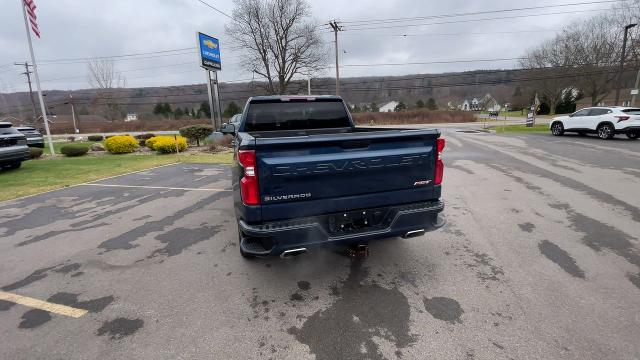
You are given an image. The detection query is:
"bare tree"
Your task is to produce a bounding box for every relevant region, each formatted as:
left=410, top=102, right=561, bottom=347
left=564, top=15, right=622, bottom=106
left=87, top=59, right=126, bottom=120
left=522, top=12, right=629, bottom=109
left=226, top=0, right=326, bottom=94
left=520, top=37, right=574, bottom=114
left=612, top=0, right=640, bottom=62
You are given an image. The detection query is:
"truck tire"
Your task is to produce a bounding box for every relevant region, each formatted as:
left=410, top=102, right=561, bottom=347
left=6, top=162, right=22, bottom=170
left=597, top=123, right=615, bottom=139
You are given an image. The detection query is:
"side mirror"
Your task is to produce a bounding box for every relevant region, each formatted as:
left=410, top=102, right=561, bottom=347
left=220, top=123, right=236, bottom=135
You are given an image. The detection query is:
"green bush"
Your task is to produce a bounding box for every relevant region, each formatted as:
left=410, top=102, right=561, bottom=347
left=87, top=135, right=104, bottom=141
left=179, top=124, right=214, bottom=146
left=104, top=135, right=139, bottom=154
left=60, top=144, right=90, bottom=157
left=152, top=135, right=188, bottom=153
left=28, top=147, right=43, bottom=159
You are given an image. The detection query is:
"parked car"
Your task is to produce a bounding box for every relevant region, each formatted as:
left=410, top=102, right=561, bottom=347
left=15, top=126, right=45, bottom=148
left=0, top=122, right=30, bottom=170
left=221, top=95, right=445, bottom=258
left=550, top=107, right=640, bottom=139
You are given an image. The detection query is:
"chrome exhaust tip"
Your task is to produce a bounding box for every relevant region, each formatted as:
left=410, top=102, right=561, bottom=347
left=280, top=248, right=308, bottom=258
left=403, top=229, right=426, bottom=238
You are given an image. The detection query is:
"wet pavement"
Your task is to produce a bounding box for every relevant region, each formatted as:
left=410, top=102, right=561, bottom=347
left=0, top=131, right=639, bottom=360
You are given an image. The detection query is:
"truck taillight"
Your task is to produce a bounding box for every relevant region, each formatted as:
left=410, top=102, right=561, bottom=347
left=238, top=150, right=260, bottom=205
left=435, top=138, right=445, bottom=185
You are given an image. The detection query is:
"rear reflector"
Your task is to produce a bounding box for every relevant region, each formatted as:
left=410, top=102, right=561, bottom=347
left=435, top=138, right=445, bottom=185
left=238, top=150, right=260, bottom=205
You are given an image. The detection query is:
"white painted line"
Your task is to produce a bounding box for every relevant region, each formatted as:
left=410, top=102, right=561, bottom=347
left=0, top=162, right=182, bottom=204
left=0, top=290, right=88, bottom=318
left=78, top=183, right=231, bottom=192
left=82, top=162, right=180, bottom=183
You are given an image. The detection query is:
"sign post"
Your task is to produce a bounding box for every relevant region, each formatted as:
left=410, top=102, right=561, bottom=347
left=196, top=32, right=222, bottom=130
left=526, top=106, right=535, bottom=127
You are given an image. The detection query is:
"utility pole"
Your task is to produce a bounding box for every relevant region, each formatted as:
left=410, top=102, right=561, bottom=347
left=14, top=61, right=37, bottom=122
left=307, top=77, right=311, bottom=95
left=329, top=20, right=343, bottom=96
left=69, top=93, right=78, bottom=134
left=631, top=67, right=640, bottom=106
left=615, top=23, right=637, bottom=105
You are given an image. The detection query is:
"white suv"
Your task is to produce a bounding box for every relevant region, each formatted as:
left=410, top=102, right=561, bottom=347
left=550, top=107, right=640, bottom=140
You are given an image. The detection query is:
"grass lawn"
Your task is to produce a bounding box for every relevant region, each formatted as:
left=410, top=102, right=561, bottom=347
left=0, top=152, right=233, bottom=202
left=491, top=124, right=550, bottom=133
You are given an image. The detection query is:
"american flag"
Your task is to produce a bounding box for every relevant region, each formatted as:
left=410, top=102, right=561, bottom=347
left=23, top=0, right=40, bottom=38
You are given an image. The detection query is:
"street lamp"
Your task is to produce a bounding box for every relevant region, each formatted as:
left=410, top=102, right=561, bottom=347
left=614, top=23, right=637, bottom=106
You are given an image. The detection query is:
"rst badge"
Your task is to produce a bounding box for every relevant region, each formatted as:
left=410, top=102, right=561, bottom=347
left=413, top=180, right=431, bottom=186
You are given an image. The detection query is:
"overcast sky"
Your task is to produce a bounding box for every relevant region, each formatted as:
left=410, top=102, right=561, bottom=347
left=0, top=0, right=617, bottom=93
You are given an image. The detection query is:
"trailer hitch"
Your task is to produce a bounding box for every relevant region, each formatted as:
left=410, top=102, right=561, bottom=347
left=347, top=244, right=369, bottom=259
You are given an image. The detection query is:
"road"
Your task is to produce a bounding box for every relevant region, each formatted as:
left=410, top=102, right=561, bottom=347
left=0, top=130, right=639, bottom=360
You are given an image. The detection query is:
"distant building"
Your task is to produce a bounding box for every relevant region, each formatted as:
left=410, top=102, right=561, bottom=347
left=458, top=94, right=499, bottom=111
left=379, top=101, right=399, bottom=112
left=125, top=113, right=138, bottom=122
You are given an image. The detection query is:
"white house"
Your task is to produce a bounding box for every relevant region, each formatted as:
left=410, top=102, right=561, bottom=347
left=124, top=113, right=138, bottom=122
left=379, top=101, right=399, bottom=112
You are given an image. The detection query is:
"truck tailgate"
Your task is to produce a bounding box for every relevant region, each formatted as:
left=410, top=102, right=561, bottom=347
left=254, top=129, right=440, bottom=221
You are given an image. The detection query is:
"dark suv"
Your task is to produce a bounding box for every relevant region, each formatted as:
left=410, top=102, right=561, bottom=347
left=15, top=126, right=44, bottom=148
left=0, top=122, right=30, bottom=170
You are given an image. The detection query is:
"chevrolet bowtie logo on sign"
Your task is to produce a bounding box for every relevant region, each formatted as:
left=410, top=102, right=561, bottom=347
left=203, top=39, right=217, bottom=49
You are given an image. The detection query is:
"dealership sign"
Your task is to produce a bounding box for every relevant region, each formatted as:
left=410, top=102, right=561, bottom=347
left=197, top=32, right=221, bottom=71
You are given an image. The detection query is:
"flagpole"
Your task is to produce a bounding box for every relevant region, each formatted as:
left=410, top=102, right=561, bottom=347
left=20, top=0, right=55, bottom=155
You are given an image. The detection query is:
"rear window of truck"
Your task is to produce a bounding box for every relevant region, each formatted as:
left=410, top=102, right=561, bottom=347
left=244, top=99, right=351, bottom=132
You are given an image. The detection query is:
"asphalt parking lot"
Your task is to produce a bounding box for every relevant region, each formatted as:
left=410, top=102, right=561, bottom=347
left=1, top=130, right=639, bottom=360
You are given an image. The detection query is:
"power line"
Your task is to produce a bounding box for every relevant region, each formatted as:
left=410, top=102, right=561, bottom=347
left=337, top=0, right=623, bottom=25
left=340, top=29, right=562, bottom=37
left=38, top=47, right=196, bottom=64
left=195, top=0, right=234, bottom=20
left=337, top=8, right=610, bottom=31
left=340, top=58, right=522, bottom=67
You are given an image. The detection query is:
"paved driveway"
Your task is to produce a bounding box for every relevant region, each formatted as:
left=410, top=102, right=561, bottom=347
left=1, top=131, right=639, bottom=360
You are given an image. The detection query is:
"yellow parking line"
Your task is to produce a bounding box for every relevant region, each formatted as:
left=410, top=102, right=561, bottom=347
left=0, top=291, right=88, bottom=318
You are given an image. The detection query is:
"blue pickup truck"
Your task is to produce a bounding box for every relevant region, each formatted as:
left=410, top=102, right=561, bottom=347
left=221, top=95, right=445, bottom=258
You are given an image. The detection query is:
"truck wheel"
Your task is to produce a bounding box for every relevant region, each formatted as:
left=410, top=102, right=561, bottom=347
left=597, top=123, right=615, bottom=139
left=627, top=132, right=638, bottom=140
left=551, top=122, right=564, bottom=136
left=6, top=162, right=22, bottom=170
left=237, top=222, right=255, bottom=259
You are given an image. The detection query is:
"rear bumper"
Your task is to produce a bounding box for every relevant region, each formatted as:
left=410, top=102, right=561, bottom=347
left=238, top=200, right=445, bottom=256
left=26, top=137, right=44, bottom=147
left=616, top=126, right=640, bottom=134
left=0, top=147, right=30, bottom=165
